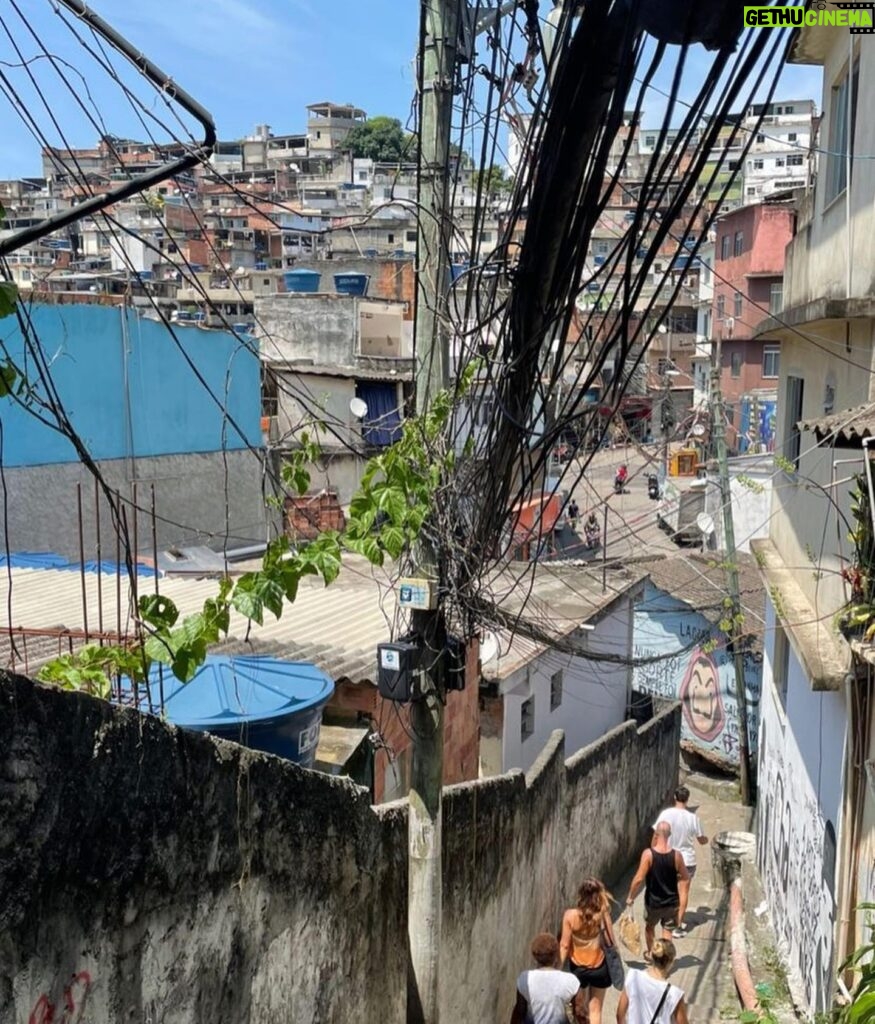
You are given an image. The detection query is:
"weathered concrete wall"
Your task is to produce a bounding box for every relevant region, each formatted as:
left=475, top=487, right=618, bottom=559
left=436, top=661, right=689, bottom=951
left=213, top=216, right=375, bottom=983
left=0, top=672, right=408, bottom=1024
left=0, top=672, right=680, bottom=1024
left=0, top=449, right=272, bottom=560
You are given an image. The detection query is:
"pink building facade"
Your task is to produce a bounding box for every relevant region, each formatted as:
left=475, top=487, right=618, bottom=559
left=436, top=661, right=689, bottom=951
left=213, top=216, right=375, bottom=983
left=712, top=201, right=796, bottom=449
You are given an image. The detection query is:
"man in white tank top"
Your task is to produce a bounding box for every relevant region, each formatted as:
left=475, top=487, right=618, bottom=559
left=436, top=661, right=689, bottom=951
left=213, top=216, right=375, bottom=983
left=651, top=785, right=708, bottom=937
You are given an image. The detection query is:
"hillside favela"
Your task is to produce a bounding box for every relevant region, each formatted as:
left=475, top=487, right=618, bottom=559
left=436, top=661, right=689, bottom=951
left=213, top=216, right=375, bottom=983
left=1, top=3, right=874, bottom=1023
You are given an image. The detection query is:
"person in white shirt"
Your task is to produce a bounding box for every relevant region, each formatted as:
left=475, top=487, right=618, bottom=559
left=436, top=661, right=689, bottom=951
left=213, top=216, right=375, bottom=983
left=651, top=785, right=708, bottom=937
left=510, top=932, right=586, bottom=1024
left=616, top=938, right=688, bottom=1024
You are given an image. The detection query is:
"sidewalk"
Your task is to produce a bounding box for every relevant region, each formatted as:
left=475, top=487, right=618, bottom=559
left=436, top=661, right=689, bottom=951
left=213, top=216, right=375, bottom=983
left=601, top=773, right=755, bottom=1022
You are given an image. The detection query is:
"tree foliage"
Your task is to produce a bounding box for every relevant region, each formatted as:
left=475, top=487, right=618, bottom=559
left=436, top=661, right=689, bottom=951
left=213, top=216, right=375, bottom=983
left=474, top=164, right=513, bottom=197
left=344, top=116, right=414, bottom=162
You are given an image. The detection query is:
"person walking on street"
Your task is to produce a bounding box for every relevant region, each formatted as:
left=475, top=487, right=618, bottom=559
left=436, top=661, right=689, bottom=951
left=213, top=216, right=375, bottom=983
left=625, top=822, right=689, bottom=960
left=652, top=786, right=708, bottom=937
left=559, top=878, right=616, bottom=1024
left=568, top=499, right=580, bottom=530
left=616, top=939, right=688, bottom=1024
left=510, top=932, right=587, bottom=1024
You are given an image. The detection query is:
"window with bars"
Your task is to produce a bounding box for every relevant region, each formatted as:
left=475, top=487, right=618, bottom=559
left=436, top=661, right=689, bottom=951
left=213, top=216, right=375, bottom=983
left=734, top=231, right=744, bottom=257
left=734, top=291, right=743, bottom=318
left=720, top=234, right=731, bottom=260
left=763, top=348, right=780, bottom=378
left=826, top=60, right=859, bottom=203
left=550, top=670, right=563, bottom=711
left=783, top=375, right=805, bottom=470
left=521, top=697, right=534, bottom=742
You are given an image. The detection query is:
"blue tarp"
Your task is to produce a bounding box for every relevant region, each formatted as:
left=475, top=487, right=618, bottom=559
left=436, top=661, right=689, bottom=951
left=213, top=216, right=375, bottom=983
left=0, top=552, right=157, bottom=578
left=356, top=382, right=402, bottom=447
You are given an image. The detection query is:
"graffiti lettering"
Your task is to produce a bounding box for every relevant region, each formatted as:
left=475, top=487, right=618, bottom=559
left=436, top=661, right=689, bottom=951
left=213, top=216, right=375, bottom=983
left=28, top=971, right=92, bottom=1024
left=633, top=602, right=761, bottom=767
left=758, top=709, right=836, bottom=1013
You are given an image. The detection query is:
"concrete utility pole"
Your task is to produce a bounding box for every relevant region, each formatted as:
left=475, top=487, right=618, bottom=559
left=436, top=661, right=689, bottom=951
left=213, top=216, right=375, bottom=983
left=409, top=1, right=460, bottom=1021
left=709, top=337, right=753, bottom=805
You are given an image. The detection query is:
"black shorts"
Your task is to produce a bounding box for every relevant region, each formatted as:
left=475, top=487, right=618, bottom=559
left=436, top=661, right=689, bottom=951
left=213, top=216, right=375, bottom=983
left=570, top=956, right=611, bottom=990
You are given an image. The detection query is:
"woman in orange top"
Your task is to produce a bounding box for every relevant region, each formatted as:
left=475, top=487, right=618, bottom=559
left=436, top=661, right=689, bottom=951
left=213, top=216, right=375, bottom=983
left=559, top=878, right=616, bottom=1024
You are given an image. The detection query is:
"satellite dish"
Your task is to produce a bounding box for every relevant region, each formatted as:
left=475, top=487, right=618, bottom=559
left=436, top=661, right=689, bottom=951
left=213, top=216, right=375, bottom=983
left=349, top=397, right=368, bottom=419
left=696, top=512, right=716, bottom=537
left=691, top=423, right=706, bottom=438
left=480, top=631, right=500, bottom=666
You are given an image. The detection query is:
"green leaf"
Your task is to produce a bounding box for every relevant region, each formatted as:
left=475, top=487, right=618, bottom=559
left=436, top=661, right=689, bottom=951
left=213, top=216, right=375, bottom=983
left=379, top=524, right=407, bottom=560
left=231, top=573, right=265, bottom=625
left=144, top=633, right=174, bottom=667
left=301, top=533, right=342, bottom=585
left=344, top=534, right=384, bottom=565
left=0, top=280, right=18, bottom=319
left=171, top=638, right=207, bottom=683
left=372, top=484, right=409, bottom=526
left=138, top=593, right=180, bottom=629
left=0, top=361, right=22, bottom=398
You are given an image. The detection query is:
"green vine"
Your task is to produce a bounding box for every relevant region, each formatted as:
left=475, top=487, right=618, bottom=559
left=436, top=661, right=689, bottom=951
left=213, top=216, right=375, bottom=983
left=836, top=475, right=875, bottom=640
left=32, top=361, right=481, bottom=695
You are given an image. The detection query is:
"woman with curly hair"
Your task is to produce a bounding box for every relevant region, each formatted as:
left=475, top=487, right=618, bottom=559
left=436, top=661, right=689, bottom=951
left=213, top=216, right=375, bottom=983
left=559, top=877, right=617, bottom=1024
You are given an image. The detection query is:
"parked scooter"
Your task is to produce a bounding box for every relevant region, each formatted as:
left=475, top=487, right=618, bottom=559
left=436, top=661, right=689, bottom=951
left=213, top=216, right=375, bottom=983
left=647, top=474, right=660, bottom=500
left=584, top=516, right=601, bottom=550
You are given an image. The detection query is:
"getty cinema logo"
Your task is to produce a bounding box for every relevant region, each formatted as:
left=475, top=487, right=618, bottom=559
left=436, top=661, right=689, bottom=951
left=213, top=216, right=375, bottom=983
left=744, top=2, right=875, bottom=32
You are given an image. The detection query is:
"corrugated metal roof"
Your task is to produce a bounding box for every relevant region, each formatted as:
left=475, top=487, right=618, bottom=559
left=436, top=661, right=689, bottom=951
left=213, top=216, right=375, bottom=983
left=1, top=559, right=647, bottom=685
left=799, top=404, right=875, bottom=445
left=0, top=560, right=400, bottom=685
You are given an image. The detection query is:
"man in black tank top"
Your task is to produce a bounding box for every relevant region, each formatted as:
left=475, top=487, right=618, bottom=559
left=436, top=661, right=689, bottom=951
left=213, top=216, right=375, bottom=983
left=624, top=821, right=690, bottom=960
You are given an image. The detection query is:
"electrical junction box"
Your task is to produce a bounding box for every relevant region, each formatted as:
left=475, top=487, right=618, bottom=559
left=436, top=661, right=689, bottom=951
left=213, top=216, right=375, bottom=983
left=397, top=577, right=437, bottom=611
left=377, top=640, right=422, bottom=702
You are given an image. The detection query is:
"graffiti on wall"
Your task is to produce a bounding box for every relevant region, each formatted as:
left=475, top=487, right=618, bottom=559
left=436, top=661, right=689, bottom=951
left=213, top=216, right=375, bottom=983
left=28, top=971, right=92, bottom=1024
left=757, top=702, right=836, bottom=1013
left=633, top=595, right=761, bottom=767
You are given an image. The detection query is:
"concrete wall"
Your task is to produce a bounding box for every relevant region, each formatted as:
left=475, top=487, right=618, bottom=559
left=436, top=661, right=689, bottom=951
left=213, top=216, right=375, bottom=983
left=2, top=304, right=261, bottom=467
left=769, top=319, right=871, bottom=615
left=783, top=36, right=875, bottom=309
left=633, top=580, right=762, bottom=771
left=757, top=598, right=847, bottom=1015
left=0, top=449, right=270, bottom=561
left=0, top=671, right=681, bottom=1024
left=257, top=293, right=359, bottom=367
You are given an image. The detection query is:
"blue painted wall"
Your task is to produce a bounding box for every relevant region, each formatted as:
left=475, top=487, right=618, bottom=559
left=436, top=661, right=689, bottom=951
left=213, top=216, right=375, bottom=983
left=633, top=579, right=761, bottom=769
left=2, top=304, right=261, bottom=466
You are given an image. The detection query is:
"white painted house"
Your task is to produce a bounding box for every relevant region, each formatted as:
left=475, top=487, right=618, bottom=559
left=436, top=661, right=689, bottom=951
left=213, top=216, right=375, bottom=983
left=479, top=565, right=644, bottom=775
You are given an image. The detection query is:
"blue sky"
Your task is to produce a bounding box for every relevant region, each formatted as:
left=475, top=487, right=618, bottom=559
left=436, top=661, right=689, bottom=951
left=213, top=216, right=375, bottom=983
left=0, top=1, right=822, bottom=180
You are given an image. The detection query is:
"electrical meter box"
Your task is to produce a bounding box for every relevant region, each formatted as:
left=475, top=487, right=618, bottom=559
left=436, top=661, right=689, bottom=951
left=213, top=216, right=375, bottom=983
left=397, top=577, right=437, bottom=611
left=377, top=640, right=422, bottom=702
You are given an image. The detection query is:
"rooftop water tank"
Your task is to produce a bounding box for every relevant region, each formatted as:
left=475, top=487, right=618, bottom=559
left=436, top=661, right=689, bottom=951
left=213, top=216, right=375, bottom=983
left=284, top=269, right=321, bottom=293
left=138, top=655, right=335, bottom=768
left=333, top=272, right=369, bottom=296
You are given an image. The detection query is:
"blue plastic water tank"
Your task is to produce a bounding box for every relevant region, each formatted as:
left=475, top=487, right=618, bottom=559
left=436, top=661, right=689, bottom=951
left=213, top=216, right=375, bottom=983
left=333, top=272, right=369, bottom=296
left=284, top=269, right=321, bottom=293
left=450, top=262, right=469, bottom=282
left=141, top=655, right=335, bottom=768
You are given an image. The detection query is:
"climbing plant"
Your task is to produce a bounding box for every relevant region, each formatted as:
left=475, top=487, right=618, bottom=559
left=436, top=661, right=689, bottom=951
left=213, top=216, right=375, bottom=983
left=29, top=360, right=479, bottom=694
left=837, top=475, right=875, bottom=640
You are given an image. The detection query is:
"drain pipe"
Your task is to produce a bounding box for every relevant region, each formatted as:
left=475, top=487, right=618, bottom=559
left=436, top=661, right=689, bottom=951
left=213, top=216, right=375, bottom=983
left=729, top=877, right=759, bottom=1012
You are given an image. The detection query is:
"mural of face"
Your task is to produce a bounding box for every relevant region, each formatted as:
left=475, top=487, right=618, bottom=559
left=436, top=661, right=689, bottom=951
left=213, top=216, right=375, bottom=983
left=680, top=649, right=725, bottom=742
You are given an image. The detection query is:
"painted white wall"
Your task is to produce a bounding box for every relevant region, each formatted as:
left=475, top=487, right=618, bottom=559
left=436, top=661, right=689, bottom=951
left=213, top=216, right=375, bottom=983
left=757, top=597, right=848, bottom=1015
left=501, top=602, right=631, bottom=773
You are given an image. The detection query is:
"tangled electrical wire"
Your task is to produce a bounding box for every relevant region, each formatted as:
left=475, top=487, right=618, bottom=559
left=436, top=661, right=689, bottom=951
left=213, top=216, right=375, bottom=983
left=0, top=0, right=809, bottom=674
